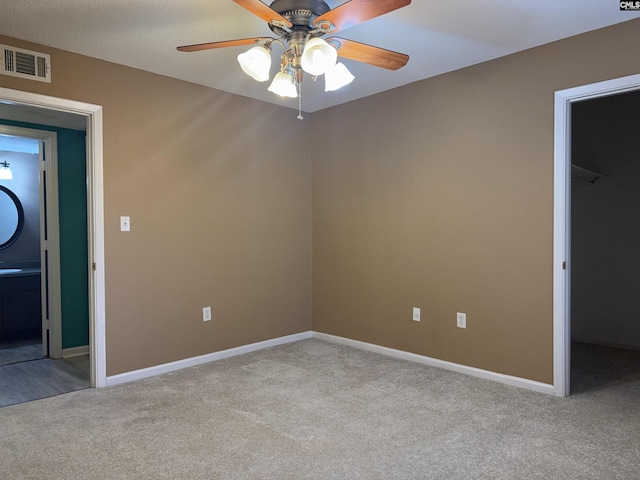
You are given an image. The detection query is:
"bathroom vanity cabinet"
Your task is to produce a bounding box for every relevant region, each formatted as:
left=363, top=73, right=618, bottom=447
left=0, top=273, right=41, bottom=341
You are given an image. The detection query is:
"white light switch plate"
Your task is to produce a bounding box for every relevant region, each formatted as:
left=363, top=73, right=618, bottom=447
left=120, top=216, right=130, bottom=232
left=412, top=307, right=420, bottom=322
left=203, top=306, right=212, bottom=322
left=457, top=312, right=467, bottom=329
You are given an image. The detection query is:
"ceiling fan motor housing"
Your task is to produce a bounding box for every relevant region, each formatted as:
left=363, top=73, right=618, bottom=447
left=268, top=0, right=331, bottom=36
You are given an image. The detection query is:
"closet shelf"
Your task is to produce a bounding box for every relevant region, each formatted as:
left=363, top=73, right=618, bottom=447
left=572, top=164, right=605, bottom=184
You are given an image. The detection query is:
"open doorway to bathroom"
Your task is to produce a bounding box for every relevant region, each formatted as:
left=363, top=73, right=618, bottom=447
left=0, top=133, right=45, bottom=363
left=0, top=115, right=91, bottom=406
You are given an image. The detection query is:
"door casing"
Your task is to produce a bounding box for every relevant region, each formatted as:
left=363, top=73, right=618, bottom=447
left=553, top=72, right=640, bottom=397
left=0, top=87, right=106, bottom=388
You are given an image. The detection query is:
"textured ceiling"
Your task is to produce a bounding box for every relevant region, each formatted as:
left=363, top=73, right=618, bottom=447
left=1, top=1, right=639, bottom=114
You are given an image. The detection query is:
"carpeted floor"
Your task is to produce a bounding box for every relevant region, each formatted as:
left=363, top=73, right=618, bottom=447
left=571, top=341, right=640, bottom=394
left=0, top=338, right=638, bottom=479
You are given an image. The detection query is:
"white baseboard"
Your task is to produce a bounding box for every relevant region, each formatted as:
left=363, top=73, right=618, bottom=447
left=62, top=345, right=89, bottom=358
left=105, top=331, right=313, bottom=387
left=104, top=330, right=553, bottom=395
left=313, top=332, right=555, bottom=395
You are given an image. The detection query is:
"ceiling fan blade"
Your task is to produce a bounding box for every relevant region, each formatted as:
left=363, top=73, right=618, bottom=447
left=314, top=0, right=411, bottom=34
left=327, top=37, right=409, bottom=70
left=233, top=0, right=293, bottom=28
left=177, top=37, right=272, bottom=52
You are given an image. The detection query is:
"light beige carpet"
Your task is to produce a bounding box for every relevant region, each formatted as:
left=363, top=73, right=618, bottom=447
left=1, top=339, right=639, bottom=479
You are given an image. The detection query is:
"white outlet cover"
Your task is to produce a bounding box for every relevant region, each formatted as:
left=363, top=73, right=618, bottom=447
left=457, top=312, right=466, bottom=329
left=412, top=307, right=420, bottom=322
left=203, top=306, right=212, bottom=322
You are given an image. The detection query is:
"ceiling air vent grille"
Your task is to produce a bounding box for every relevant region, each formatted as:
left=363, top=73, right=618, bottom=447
left=0, top=44, right=51, bottom=83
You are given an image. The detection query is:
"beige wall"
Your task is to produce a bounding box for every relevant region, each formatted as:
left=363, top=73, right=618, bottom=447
left=0, top=35, right=312, bottom=376
left=311, top=19, right=640, bottom=384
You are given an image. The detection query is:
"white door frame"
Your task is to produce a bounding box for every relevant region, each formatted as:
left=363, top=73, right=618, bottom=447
left=553, top=73, right=640, bottom=397
left=0, top=87, right=106, bottom=388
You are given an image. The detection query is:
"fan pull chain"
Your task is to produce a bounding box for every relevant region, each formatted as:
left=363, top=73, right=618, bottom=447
left=297, top=82, right=304, bottom=120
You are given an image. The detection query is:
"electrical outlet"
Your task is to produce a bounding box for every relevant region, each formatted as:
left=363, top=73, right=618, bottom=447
left=456, top=312, right=466, bottom=329
left=412, top=307, right=421, bottom=322
left=203, top=306, right=212, bottom=322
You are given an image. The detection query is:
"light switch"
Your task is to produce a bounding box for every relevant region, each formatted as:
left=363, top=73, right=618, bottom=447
left=120, top=216, right=130, bottom=232
left=412, top=307, right=421, bottom=322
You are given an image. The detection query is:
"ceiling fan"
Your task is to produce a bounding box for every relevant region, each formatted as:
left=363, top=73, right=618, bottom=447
left=177, top=0, right=411, bottom=118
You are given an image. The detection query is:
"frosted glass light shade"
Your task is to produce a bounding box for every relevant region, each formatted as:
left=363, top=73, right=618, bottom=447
left=268, top=72, right=298, bottom=98
left=324, top=62, right=354, bottom=91
left=301, top=38, right=337, bottom=76
left=237, top=46, right=272, bottom=82
left=0, top=162, right=12, bottom=180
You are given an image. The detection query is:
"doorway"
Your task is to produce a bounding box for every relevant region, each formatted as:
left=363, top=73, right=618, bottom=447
left=0, top=86, right=106, bottom=389
left=0, top=122, right=91, bottom=406
left=569, top=89, right=640, bottom=393
left=0, top=126, right=60, bottom=358
left=554, top=73, right=640, bottom=397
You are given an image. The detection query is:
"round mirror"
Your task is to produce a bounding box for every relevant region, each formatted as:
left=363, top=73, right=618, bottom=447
left=0, top=185, right=24, bottom=250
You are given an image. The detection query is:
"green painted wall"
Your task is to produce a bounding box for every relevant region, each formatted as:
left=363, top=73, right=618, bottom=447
left=0, top=119, right=88, bottom=349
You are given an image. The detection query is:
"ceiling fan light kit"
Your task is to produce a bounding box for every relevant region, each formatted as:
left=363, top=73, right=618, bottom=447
left=268, top=71, right=299, bottom=97
left=178, top=0, right=412, bottom=118
left=324, top=61, right=355, bottom=92
left=300, top=37, right=338, bottom=76
left=237, top=45, right=273, bottom=81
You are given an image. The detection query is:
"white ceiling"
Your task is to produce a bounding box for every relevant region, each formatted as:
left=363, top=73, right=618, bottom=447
left=1, top=1, right=639, bottom=114
left=0, top=101, right=87, bottom=131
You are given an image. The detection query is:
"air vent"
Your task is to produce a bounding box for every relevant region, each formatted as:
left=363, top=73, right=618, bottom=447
left=1, top=44, right=51, bottom=83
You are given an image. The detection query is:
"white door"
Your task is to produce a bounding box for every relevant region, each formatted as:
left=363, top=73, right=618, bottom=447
left=37, top=136, right=63, bottom=358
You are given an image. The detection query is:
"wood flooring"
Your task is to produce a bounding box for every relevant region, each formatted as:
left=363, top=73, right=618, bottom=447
left=0, top=340, right=90, bottom=407
left=0, top=340, right=43, bottom=367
